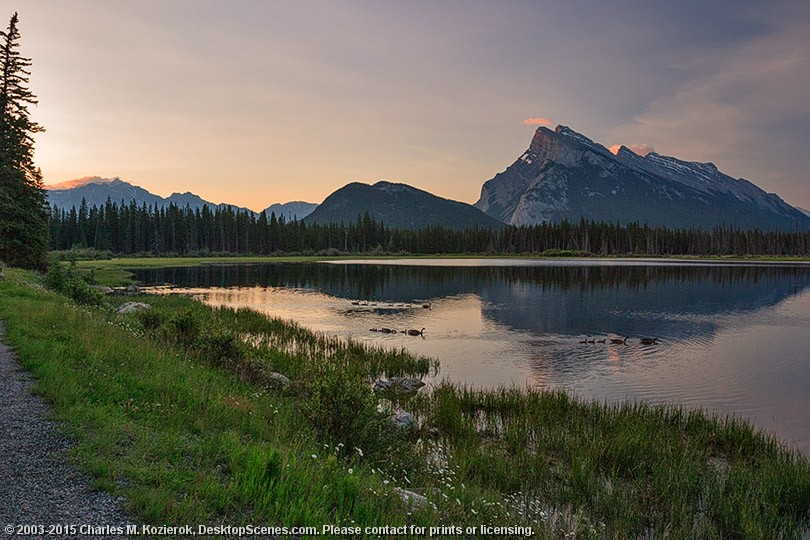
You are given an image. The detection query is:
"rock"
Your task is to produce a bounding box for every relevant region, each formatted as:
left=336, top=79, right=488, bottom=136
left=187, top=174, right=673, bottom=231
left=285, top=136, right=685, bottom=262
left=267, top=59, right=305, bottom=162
left=373, top=379, right=392, bottom=391
left=373, top=376, right=425, bottom=393
left=125, top=284, right=141, bottom=295
left=115, top=301, right=151, bottom=314
left=91, top=285, right=114, bottom=294
left=388, top=411, right=416, bottom=430
left=267, top=372, right=291, bottom=389
left=394, top=488, right=432, bottom=510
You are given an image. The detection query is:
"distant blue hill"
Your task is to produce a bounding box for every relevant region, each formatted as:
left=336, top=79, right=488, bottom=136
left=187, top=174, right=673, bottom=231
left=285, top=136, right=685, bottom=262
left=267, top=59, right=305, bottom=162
left=45, top=176, right=317, bottom=220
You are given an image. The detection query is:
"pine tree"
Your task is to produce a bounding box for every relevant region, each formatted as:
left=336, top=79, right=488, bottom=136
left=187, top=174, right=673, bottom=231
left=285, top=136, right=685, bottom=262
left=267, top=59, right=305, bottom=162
left=0, top=12, right=47, bottom=269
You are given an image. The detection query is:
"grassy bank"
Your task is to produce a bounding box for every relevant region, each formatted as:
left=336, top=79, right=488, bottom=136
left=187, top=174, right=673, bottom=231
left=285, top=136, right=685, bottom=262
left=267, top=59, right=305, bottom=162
left=0, top=266, right=808, bottom=538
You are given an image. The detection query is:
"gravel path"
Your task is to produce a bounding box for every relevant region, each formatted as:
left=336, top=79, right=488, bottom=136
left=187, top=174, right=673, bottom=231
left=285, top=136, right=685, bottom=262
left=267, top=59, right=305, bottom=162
left=0, top=321, right=132, bottom=539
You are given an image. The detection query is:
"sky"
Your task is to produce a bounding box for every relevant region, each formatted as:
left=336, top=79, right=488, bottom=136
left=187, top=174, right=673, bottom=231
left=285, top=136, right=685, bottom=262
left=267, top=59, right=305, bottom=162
left=13, top=0, right=810, bottom=211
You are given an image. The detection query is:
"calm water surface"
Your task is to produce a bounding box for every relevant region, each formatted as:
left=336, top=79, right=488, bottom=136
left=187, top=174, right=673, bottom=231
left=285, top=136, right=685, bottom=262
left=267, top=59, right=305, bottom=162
left=134, top=259, right=810, bottom=456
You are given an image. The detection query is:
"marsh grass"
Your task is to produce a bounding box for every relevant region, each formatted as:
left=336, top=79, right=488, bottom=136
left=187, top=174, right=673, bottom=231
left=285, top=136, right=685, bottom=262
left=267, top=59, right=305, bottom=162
left=1, top=267, right=808, bottom=538
left=133, top=297, right=437, bottom=384
left=407, top=383, right=810, bottom=538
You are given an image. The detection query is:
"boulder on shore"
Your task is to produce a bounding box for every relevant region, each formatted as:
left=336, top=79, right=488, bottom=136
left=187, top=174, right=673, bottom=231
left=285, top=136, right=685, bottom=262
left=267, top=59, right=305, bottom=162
left=115, top=302, right=151, bottom=314
left=267, top=372, right=292, bottom=389
left=91, top=285, right=114, bottom=294
left=373, top=377, right=425, bottom=393
left=394, top=487, right=433, bottom=510
left=388, top=411, right=416, bottom=430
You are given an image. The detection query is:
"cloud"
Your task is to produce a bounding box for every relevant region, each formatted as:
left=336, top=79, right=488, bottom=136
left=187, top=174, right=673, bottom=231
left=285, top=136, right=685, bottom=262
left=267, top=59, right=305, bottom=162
left=45, top=176, right=114, bottom=189
left=522, top=117, right=552, bottom=126
left=609, top=11, right=810, bottom=206
left=609, top=143, right=654, bottom=156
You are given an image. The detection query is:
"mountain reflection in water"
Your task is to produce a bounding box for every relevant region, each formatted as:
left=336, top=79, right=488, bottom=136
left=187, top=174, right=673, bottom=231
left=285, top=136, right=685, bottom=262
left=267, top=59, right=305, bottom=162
left=134, top=260, right=810, bottom=455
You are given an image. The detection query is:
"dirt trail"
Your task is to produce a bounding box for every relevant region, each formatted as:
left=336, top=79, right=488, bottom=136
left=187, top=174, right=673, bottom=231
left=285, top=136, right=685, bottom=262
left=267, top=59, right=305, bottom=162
left=0, top=321, right=131, bottom=539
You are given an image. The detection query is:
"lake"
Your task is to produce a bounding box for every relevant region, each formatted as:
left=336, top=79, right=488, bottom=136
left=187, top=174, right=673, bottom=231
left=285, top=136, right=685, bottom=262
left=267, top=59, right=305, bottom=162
left=134, top=258, right=810, bottom=456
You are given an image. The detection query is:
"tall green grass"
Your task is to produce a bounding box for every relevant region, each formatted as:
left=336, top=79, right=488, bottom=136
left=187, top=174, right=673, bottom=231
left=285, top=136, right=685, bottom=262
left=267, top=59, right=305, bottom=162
left=0, top=269, right=429, bottom=532
left=407, top=383, right=810, bottom=537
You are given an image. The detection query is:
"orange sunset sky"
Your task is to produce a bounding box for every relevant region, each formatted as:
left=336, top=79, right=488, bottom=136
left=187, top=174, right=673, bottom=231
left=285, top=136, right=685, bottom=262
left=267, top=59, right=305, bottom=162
left=14, top=0, right=810, bottom=211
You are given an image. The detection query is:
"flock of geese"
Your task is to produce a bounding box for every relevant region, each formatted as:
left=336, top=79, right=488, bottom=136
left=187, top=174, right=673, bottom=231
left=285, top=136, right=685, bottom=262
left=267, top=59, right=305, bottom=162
left=351, top=298, right=659, bottom=344
left=351, top=300, right=431, bottom=309
left=349, top=299, right=429, bottom=337
left=370, top=327, right=425, bottom=336
left=580, top=337, right=660, bottom=345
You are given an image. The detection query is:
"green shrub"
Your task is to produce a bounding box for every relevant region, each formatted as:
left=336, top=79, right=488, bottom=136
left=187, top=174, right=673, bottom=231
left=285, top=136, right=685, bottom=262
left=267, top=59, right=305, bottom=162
left=161, top=308, right=202, bottom=346
left=137, top=309, right=164, bottom=331
left=195, top=330, right=244, bottom=367
left=299, top=363, right=386, bottom=453
left=67, top=279, right=104, bottom=305
left=44, top=262, right=103, bottom=306
left=44, top=261, right=69, bottom=291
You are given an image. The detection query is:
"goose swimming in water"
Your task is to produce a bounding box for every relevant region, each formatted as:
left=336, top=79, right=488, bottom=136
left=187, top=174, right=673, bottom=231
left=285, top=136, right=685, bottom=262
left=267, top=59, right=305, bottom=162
left=639, top=337, right=659, bottom=345
left=407, top=328, right=425, bottom=336
left=610, top=337, right=628, bottom=345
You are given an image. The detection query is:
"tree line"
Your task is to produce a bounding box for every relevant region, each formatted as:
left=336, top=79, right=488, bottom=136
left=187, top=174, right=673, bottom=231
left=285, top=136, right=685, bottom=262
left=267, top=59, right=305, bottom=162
left=48, top=199, right=810, bottom=257
left=5, top=10, right=810, bottom=267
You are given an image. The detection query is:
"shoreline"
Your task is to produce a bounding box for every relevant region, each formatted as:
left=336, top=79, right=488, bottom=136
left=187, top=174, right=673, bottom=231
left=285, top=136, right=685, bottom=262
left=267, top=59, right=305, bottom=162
left=0, top=266, right=807, bottom=536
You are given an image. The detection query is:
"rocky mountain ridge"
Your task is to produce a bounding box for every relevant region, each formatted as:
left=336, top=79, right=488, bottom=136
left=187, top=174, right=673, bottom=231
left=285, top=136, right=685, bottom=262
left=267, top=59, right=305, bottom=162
left=475, top=125, right=810, bottom=230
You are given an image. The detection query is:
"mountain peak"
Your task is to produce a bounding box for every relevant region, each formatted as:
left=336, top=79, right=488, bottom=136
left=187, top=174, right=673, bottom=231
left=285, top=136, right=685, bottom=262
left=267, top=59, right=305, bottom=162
left=554, top=124, right=578, bottom=136
left=305, top=180, right=503, bottom=230
left=524, top=124, right=612, bottom=165
left=476, top=123, right=810, bottom=230
left=554, top=124, right=610, bottom=154
left=372, top=180, right=412, bottom=193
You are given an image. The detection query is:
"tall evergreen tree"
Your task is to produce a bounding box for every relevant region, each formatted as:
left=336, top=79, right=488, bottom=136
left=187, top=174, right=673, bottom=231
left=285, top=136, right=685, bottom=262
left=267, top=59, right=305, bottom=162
left=0, top=12, right=47, bottom=269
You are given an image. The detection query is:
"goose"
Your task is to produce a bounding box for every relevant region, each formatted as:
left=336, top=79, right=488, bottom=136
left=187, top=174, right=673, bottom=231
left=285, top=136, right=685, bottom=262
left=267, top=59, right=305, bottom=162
left=597, top=339, right=606, bottom=344
left=639, top=337, right=659, bottom=345
left=579, top=338, right=588, bottom=344
left=370, top=328, right=379, bottom=332
left=407, top=328, right=425, bottom=336
left=351, top=301, right=360, bottom=305
left=422, top=303, right=432, bottom=310
left=380, top=328, right=396, bottom=334
left=610, top=337, right=628, bottom=345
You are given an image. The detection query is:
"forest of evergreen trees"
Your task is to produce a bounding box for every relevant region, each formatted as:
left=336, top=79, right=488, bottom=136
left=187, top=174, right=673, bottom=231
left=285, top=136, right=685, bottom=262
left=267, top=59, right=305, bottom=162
left=48, top=198, right=810, bottom=257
